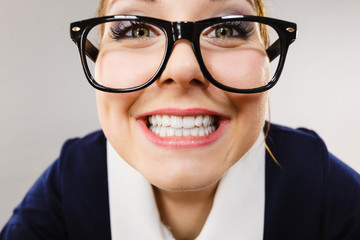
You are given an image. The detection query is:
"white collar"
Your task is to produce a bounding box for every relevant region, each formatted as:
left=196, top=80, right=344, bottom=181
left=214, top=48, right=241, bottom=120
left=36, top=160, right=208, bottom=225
left=107, top=132, right=265, bottom=240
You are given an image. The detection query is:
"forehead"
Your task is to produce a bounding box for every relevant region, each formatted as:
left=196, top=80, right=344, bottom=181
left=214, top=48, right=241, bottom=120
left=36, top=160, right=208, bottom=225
left=128, top=0, right=254, bottom=5
left=106, top=0, right=256, bottom=17
left=108, top=0, right=255, bottom=7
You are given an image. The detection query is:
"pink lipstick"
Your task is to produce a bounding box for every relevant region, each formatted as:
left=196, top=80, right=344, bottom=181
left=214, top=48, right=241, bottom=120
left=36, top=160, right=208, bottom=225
left=137, top=108, right=230, bottom=148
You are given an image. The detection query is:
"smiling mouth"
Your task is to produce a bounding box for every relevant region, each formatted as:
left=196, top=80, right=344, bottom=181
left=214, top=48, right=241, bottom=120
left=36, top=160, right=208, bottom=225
left=137, top=108, right=229, bottom=148
left=147, top=115, right=219, bottom=137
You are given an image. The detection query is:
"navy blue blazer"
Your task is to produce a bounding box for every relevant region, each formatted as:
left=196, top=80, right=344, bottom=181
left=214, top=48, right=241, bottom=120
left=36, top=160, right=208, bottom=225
left=1, top=123, right=360, bottom=239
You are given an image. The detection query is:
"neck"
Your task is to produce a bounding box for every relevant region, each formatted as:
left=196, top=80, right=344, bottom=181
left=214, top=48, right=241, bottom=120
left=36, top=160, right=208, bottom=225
left=153, top=183, right=218, bottom=240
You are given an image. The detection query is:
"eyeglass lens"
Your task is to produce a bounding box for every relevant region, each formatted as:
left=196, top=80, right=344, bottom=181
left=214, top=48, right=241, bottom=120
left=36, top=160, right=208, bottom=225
left=85, top=20, right=280, bottom=90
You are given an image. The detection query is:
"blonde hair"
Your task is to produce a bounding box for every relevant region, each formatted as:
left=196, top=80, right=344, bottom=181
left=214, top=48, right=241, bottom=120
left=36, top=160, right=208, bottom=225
left=254, top=0, right=270, bottom=46
left=97, top=0, right=109, bottom=18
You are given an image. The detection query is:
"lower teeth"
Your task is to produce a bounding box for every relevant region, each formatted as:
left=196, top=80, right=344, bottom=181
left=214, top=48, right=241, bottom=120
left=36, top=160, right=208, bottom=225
left=150, top=125, right=216, bottom=137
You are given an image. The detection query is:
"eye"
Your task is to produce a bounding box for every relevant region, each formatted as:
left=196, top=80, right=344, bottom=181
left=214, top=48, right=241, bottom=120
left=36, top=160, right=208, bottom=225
left=127, top=26, right=152, bottom=38
left=215, top=26, right=233, bottom=38
left=109, top=21, right=158, bottom=40
left=204, top=21, right=255, bottom=40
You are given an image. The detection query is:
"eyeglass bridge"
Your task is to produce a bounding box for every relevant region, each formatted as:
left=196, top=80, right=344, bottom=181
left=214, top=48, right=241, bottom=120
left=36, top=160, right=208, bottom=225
left=171, top=22, right=194, bottom=42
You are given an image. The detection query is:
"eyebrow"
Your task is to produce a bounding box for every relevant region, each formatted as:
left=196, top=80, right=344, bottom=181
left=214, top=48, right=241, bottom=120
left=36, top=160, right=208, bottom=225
left=210, top=0, right=254, bottom=8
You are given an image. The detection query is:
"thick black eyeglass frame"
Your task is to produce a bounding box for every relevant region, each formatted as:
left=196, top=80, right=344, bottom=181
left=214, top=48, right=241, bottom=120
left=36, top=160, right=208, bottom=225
left=70, top=15, right=297, bottom=93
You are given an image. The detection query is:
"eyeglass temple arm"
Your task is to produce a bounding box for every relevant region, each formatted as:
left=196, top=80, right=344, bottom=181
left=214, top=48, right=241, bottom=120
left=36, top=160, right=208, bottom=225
left=85, top=40, right=99, bottom=62
left=266, top=39, right=280, bottom=62
left=266, top=34, right=297, bottom=62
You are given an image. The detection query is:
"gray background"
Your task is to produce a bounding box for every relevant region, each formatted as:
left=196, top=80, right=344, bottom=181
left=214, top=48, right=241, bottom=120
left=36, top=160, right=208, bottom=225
left=1, top=0, right=359, bottom=227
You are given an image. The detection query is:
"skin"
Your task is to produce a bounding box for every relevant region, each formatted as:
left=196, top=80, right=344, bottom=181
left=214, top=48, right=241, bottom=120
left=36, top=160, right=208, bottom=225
left=96, top=0, right=269, bottom=238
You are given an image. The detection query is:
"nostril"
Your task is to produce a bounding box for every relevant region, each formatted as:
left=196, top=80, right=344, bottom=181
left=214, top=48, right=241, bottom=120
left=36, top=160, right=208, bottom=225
left=162, top=78, right=175, bottom=85
left=190, top=79, right=207, bottom=87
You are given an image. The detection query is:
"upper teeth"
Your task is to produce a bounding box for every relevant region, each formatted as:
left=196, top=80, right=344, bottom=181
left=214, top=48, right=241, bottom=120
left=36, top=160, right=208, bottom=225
left=149, top=115, right=214, bottom=128
left=148, top=115, right=216, bottom=137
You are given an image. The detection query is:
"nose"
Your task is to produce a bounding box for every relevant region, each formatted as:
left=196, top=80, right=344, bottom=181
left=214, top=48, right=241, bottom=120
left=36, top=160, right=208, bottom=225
left=157, top=40, right=209, bottom=91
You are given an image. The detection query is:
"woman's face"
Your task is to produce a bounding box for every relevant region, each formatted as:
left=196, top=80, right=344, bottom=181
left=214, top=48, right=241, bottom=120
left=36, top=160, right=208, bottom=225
left=96, top=0, right=268, bottom=191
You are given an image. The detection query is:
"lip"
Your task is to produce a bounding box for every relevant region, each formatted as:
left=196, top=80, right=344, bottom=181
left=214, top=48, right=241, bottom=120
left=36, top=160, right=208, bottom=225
left=136, top=108, right=230, bottom=148
left=137, top=108, right=230, bottom=118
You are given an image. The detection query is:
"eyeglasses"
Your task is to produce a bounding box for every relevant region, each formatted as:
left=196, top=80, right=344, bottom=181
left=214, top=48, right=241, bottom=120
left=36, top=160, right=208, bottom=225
left=70, top=15, right=297, bottom=93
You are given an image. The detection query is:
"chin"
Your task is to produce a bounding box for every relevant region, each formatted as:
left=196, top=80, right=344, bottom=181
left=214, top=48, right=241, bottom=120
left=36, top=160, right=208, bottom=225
left=152, top=173, right=221, bottom=192
left=137, top=155, right=224, bottom=192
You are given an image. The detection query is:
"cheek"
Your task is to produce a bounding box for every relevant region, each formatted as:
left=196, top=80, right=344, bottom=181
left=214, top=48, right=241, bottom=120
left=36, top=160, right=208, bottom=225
left=95, top=91, right=141, bottom=155
left=227, top=91, right=268, bottom=155
left=96, top=91, right=130, bottom=124
left=233, top=92, right=268, bottom=124
left=227, top=52, right=270, bottom=88
left=202, top=47, right=270, bottom=89
left=94, top=46, right=164, bottom=89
